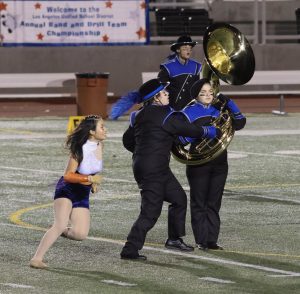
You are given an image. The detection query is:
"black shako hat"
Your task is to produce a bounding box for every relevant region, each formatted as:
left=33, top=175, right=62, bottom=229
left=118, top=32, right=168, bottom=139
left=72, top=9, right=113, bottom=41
left=190, top=78, right=211, bottom=99
left=170, top=35, right=198, bottom=52
left=138, top=79, right=169, bottom=103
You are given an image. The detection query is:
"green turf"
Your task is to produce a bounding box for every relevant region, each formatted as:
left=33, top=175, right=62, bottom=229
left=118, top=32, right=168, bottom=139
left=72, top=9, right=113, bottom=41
left=0, top=114, right=299, bottom=293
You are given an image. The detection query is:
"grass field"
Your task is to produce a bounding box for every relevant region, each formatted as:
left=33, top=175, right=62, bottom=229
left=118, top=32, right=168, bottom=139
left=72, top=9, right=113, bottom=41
left=0, top=114, right=299, bottom=294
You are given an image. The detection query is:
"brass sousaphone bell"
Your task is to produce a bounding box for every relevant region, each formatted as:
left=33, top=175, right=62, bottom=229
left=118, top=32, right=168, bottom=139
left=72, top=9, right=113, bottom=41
left=171, top=22, right=255, bottom=165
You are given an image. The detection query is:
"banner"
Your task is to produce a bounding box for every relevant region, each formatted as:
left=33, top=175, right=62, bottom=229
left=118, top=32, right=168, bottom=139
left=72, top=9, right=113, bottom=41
left=0, top=0, right=149, bottom=46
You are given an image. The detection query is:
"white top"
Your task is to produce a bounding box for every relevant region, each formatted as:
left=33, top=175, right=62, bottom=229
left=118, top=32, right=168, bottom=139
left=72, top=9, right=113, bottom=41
left=77, top=140, right=103, bottom=175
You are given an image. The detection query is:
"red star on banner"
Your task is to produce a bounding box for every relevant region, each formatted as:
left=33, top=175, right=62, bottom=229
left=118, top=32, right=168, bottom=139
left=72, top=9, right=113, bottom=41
left=0, top=2, right=7, bottom=11
left=105, top=1, right=112, bottom=8
left=37, top=33, right=44, bottom=40
left=102, top=34, right=109, bottom=42
left=136, top=27, right=146, bottom=39
left=35, top=3, right=42, bottom=9
left=140, top=1, right=146, bottom=9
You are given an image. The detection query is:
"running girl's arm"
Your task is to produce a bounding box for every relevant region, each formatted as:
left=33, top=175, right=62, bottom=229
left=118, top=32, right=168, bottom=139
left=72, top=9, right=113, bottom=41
left=63, top=156, right=91, bottom=184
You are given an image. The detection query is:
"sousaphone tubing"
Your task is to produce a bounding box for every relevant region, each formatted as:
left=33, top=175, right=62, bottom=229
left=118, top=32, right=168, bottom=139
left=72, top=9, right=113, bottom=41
left=171, top=22, right=255, bottom=165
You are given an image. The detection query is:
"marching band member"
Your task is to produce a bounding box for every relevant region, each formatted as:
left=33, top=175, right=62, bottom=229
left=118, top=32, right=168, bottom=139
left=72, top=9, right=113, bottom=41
left=180, top=78, right=246, bottom=250
left=30, top=115, right=106, bottom=269
left=120, top=78, right=220, bottom=260
left=109, top=35, right=200, bottom=120
left=158, top=35, right=201, bottom=111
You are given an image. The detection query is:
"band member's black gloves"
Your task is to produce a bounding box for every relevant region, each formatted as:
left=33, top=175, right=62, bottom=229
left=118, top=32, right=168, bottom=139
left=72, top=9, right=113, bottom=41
left=213, top=93, right=230, bottom=110
left=214, top=93, right=241, bottom=115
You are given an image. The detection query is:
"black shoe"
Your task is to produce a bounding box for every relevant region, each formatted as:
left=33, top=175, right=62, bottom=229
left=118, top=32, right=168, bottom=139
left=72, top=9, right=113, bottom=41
left=196, top=243, right=208, bottom=251
left=165, top=238, right=194, bottom=252
left=120, top=253, right=147, bottom=261
left=207, top=242, right=224, bottom=250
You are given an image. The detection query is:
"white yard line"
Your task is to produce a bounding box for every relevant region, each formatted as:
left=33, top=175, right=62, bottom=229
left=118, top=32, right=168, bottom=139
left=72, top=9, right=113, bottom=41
left=10, top=198, right=37, bottom=203
left=0, top=134, right=65, bottom=139
left=2, top=223, right=300, bottom=279
left=0, top=133, right=123, bottom=140
left=100, top=178, right=135, bottom=183
left=2, top=165, right=299, bottom=202
left=142, top=246, right=300, bottom=278
left=106, top=133, right=125, bottom=138
left=229, top=150, right=300, bottom=159
left=0, top=283, right=34, bottom=289
left=199, top=277, right=235, bottom=284
left=88, top=237, right=300, bottom=278
left=241, top=194, right=300, bottom=204
left=1, top=129, right=300, bottom=140
left=274, top=150, right=300, bottom=155
left=1, top=166, right=61, bottom=174
left=236, top=129, right=300, bottom=136
left=0, top=223, right=27, bottom=229
left=93, top=194, right=140, bottom=201
left=0, top=165, right=136, bottom=183
left=101, top=280, right=137, bottom=287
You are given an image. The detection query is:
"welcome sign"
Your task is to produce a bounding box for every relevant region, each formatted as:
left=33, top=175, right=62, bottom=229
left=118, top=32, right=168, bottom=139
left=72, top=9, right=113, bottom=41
left=0, top=0, right=148, bottom=46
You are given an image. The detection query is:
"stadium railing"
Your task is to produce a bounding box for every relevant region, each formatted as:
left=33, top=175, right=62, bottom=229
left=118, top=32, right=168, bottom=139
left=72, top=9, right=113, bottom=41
left=0, top=73, right=113, bottom=99
left=142, top=70, right=300, bottom=114
left=149, top=0, right=300, bottom=45
left=0, top=73, right=76, bottom=99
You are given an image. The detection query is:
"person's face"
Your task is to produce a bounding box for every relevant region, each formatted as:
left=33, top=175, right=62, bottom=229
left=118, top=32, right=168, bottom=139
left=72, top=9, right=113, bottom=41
left=92, top=119, right=107, bottom=141
left=155, top=90, right=169, bottom=105
left=177, top=45, right=192, bottom=60
left=197, top=83, right=214, bottom=105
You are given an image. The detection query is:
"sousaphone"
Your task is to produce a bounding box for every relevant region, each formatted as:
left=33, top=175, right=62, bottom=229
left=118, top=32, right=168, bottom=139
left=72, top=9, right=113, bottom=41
left=171, top=22, right=255, bottom=165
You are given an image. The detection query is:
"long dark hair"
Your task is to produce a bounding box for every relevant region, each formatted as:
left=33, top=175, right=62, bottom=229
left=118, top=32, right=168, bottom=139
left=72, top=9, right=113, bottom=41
left=65, top=115, right=102, bottom=164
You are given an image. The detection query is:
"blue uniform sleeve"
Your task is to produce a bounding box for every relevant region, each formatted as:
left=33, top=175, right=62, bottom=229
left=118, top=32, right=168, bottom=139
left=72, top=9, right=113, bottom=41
left=109, top=91, right=141, bottom=120
left=178, top=126, right=219, bottom=144
left=163, top=112, right=220, bottom=140
left=226, top=99, right=246, bottom=130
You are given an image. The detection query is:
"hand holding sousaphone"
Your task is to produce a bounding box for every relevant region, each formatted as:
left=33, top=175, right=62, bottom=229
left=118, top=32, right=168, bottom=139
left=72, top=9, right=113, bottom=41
left=171, top=22, right=255, bottom=165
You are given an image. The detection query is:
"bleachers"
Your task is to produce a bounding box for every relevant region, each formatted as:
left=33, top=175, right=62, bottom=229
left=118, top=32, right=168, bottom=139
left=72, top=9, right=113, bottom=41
left=155, top=9, right=184, bottom=36
left=155, top=8, right=212, bottom=36
left=150, top=1, right=300, bottom=44
left=182, top=9, right=212, bottom=36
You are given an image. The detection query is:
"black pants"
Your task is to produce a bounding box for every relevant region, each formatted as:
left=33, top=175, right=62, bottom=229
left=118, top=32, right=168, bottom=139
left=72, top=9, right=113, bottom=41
left=122, top=158, right=187, bottom=255
left=186, top=161, right=228, bottom=245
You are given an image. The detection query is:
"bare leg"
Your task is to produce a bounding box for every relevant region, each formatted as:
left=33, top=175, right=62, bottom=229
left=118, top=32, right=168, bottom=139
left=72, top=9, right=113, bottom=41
left=64, top=207, right=90, bottom=241
left=30, top=198, right=72, bottom=265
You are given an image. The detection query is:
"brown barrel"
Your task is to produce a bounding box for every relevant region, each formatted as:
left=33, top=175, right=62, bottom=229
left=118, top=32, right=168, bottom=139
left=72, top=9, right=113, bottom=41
left=75, top=72, right=110, bottom=118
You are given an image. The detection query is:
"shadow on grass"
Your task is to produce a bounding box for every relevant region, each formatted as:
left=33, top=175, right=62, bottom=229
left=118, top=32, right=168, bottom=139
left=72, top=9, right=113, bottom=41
left=45, top=267, right=186, bottom=294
